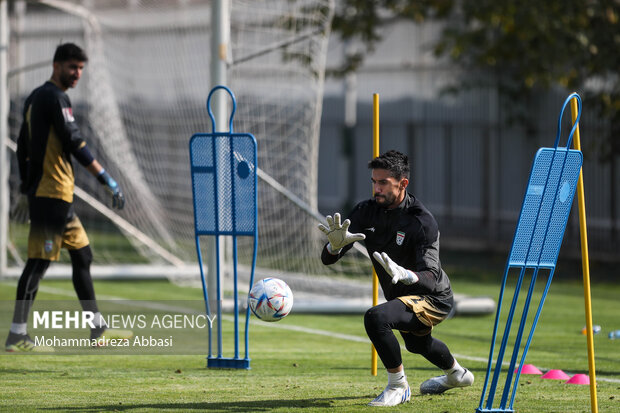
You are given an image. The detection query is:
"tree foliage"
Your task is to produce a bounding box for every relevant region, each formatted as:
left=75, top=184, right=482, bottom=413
left=331, top=0, right=620, bottom=158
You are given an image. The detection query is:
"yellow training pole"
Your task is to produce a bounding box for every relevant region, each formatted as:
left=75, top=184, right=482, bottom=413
left=371, top=93, right=380, bottom=376
left=570, top=95, right=598, bottom=413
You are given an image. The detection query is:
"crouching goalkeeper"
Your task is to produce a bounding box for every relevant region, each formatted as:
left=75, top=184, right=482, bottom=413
left=318, top=150, right=473, bottom=407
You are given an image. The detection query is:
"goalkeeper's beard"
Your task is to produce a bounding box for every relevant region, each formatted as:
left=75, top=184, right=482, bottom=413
left=375, top=191, right=399, bottom=208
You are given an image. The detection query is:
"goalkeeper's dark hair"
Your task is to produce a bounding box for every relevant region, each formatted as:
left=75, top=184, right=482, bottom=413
left=53, top=43, right=88, bottom=63
left=368, top=150, right=410, bottom=180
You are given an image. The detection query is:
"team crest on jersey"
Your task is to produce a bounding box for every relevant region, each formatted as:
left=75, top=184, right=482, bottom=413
left=61, top=107, right=75, bottom=122
left=396, top=231, right=405, bottom=246
left=44, top=240, right=53, bottom=253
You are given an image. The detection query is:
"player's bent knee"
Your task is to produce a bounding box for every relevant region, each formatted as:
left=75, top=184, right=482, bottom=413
left=364, top=306, right=389, bottom=333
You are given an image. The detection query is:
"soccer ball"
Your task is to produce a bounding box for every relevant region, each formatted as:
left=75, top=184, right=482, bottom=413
left=248, top=278, right=293, bottom=322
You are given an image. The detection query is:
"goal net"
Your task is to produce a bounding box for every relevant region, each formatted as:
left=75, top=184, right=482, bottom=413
left=3, top=0, right=374, bottom=306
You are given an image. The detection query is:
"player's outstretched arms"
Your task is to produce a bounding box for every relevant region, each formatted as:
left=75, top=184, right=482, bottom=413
left=318, top=212, right=365, bottom=255
left=373, top=251, right=419, bottom=285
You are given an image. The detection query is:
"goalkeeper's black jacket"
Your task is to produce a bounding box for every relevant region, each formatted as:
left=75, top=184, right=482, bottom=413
left=16, top=80, right=88, bottom=203
left=321, top=192, right=453, bottom=306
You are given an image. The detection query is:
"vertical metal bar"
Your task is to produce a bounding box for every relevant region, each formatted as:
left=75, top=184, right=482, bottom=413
left=344, top=50, right=357, bottom=210
left=229, top=135, right=239, bottom=359
left=210, top=136, right=223, bottom=358
left=232, top=235, right=239, bottom=358
left=0, top=0, right=10, bottom=273
left=216, top=234, right=223, bottom=358
left=444, top=124, right=452, bottom=222
left=406, top=122, right=415, bottom=192
left=244, top=140, right=258, bottom=362
left=244, top=232, right=257, bottom=361
left=570, top=96, right=598, bottom=413
left=209, top=0, right=230, bottom=325
left=371, top=93, right=379, bottom=376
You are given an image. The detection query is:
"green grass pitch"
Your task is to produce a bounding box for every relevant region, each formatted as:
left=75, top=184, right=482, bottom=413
left=1, top=274, right=619, bottom=412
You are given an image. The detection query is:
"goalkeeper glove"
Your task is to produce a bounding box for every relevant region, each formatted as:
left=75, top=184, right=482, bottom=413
left=373, top=251, right=419, bottom=285
left=318, top=212, right=365, bottom=254
left=97, top=169, right=125, bottom=210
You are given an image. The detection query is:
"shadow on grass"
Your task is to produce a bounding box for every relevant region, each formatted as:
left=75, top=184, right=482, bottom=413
left=0, top=368, right=58, bottom=374
left=41, top=396, right=363, bottom=411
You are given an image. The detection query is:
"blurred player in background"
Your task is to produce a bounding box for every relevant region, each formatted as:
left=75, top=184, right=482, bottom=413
left=319, top=150, right=473, bottom=406
left=6, top=43, right=130, bottom=352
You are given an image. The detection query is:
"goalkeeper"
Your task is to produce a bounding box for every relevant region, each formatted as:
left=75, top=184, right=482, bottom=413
left=319, top=150, right=473, bottom=407
left=5, top=43, right=130, bottom=352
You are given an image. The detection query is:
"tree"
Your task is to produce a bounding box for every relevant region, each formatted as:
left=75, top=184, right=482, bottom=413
left=330, top=0, right=620, bottom=159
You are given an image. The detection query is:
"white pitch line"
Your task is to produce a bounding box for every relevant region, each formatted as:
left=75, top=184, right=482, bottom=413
left=225, top=314, right=370, bottom=343
left=4, top=282, right=619, bottom=384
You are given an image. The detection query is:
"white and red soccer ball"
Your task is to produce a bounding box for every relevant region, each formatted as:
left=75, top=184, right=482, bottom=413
left=248, top=278, right=293, bottom=322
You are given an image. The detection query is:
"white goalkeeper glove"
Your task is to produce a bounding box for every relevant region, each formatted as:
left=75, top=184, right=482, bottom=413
left=318, top=213, right=366, bottom=254
left=373, top=251, right=419, bottom=285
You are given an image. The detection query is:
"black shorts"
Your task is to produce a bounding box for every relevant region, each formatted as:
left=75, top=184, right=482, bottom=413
left=28, top=196, right=89, bottom=260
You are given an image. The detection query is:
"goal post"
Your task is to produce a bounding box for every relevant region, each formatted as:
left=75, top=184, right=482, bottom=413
left=0, top=0, right=9, bottom=274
